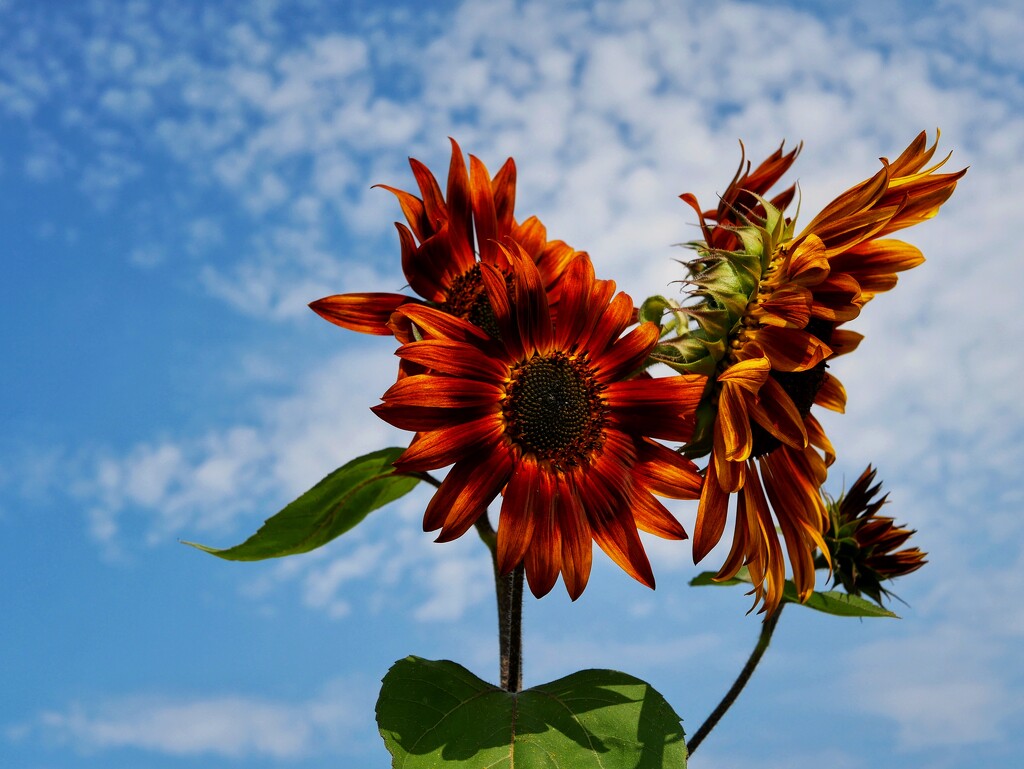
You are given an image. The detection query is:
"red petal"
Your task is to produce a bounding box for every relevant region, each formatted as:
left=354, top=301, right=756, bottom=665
left=444, top=138, right=476, bottom=273
left=558, top=479, right=594, bottom=600
left=524, top=470, right=562, bottom=598
left=408, top=156, right=447, bottom=230
left=396, top=339, right=507, bottom=382
left=496, top=457, right=540, bottom=574
left=492, top=158, right=517, bottom=233
left=470, top=153, right=499, bottom=265
left=396, top=303, right=490, bottom=343
left=396, top=414, right=504, bottom=471
left=309, top=293, right=415, bottom=335
left=592, top=322, right=659, bottom=382
left=397, top=223, right=447, bottom=303
left=379, top=375, right=502, bottom=409
left=433, top=447, right=513, bottom=542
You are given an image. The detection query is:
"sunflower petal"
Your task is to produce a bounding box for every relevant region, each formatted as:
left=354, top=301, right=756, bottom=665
left=309, top=293, right=415, bottom=335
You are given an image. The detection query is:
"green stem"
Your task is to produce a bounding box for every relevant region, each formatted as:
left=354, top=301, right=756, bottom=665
left=686, top=604, right=785, bottom=756
left=413, top=473, right=524, bottom=692
left=474, top=515, right=524, bottom=691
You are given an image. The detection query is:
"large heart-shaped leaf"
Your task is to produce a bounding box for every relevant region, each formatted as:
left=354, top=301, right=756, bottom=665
left=183, top=447, right=418, bottom=560
left=377, top=656, right=686, bottom=768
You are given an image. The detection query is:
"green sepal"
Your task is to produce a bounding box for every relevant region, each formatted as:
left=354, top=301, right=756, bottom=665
left=638, top=295, right=673, bottom=333
left=377, top=656, right=687, bottom=768
left=689, top=569, right=899, bottom=619
left=182, top=447, right=418, bottom=561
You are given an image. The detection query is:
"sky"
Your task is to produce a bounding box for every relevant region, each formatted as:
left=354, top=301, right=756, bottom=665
left=2, top=0, right=1022, bottom=767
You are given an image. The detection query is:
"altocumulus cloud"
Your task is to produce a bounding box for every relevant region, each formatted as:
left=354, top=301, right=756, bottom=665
left=13, top=679, right=371, bottom=759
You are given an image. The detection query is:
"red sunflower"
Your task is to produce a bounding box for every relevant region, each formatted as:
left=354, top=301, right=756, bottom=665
left=653, top=131, right=965, bottom=614
left=310, top=139, right=583, bottom=343
left=372, top=245, right=706, bottom=599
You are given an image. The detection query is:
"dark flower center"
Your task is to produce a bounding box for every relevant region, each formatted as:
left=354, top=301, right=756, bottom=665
left=503, top=352, right=606, bottom=467
left=750, top=318, right=834, bottom=458
left=441, top=264, right=506, bottom=339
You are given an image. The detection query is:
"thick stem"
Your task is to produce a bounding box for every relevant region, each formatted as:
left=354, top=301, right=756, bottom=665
left=504, top=565, right=524, bottom=692
left=473, top=515, right=523, bottom=692
left=686, top=604, right=785, bottom=756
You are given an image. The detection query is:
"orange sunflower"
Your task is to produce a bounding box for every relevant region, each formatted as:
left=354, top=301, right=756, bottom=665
left=372, top=245, right=706, bottom=599
left=310, top=139, right=582, bottom=344
left=652, top=131, right=965, bottom=614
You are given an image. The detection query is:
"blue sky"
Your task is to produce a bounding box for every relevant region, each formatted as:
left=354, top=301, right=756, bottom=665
left=2, top=0, right=1022, bottom=767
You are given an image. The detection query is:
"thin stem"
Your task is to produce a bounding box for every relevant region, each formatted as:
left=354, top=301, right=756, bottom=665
left=686, top=604, right=785, bottom=756
left=473, top=514, right=523, bottom=691
left=409, top=473, right=524, bottom=692
left=505, top=564, right=524, bottom=692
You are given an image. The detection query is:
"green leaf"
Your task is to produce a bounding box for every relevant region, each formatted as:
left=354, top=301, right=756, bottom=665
left=688, top=568, right=750, bottom=588
left=183, top=447, right=418, bottom=561
left=783, top=585, right=900, bottom=619
left=690, top=569, right=899, bottom=618
left=377, top=656, right=686, bottom=769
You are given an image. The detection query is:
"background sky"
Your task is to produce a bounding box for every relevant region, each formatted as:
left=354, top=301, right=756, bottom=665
left=2, top=1, right=1022, bottom=767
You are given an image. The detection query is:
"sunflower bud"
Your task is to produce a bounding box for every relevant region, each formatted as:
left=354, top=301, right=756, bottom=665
left=824, top=465, right=927, bottom=604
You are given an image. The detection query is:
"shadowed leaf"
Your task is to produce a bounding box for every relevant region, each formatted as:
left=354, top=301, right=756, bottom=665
left=377, top=656, right=686, bottom=768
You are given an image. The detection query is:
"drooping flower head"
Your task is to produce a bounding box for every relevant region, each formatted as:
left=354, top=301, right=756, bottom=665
left=651, top=131, right=964, bottom=614
left=372, top=245, right=706, bottom=599
left=823, top=465, right=927, bottom=605
left=310, top=139, right=583, bottom=343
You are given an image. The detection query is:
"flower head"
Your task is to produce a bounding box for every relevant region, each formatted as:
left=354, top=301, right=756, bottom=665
left=373, top=245, right=705, bottom=599
left=310, top=139, right=582, bottom=344
left=654, top=131, right=964, bottom=614
left=824, top=465, right=926, bottom=604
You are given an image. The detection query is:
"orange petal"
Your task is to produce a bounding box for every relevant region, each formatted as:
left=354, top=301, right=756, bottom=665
left=829, top=329, right=864, bottom=357
left=757, top=327, right=832, bottom=372
left=717, top=357, right=771, bottom=392
left=634, top=439, right=702, bottom=500
left=748, top=377, right=808, bottom=449
left=631, top=490, right=688, bottom=540
left=692, top=460, right=729, bottom=564
left=718, top=380, right=754, bottom=462
left=814, top=372, right=847, bottom=413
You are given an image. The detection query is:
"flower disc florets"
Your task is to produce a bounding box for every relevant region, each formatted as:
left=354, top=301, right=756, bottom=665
left=504, top=352, right=606, bottom=466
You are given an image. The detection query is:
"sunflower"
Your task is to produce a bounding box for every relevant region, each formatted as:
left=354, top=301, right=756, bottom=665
left=310, top=139, right=582, bottom=344
left=823, top=465, right=926, bottom=605
left=653, top=131, right=965, bottom=614
left=372, top=244, right=706, bottom=599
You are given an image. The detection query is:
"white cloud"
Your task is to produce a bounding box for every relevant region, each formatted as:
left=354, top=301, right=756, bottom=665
left=16, top=678, right=371, bottom=759
left=843, top=623, right=1015, bottom=748
left=79, top=347, right=404, bottom=555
